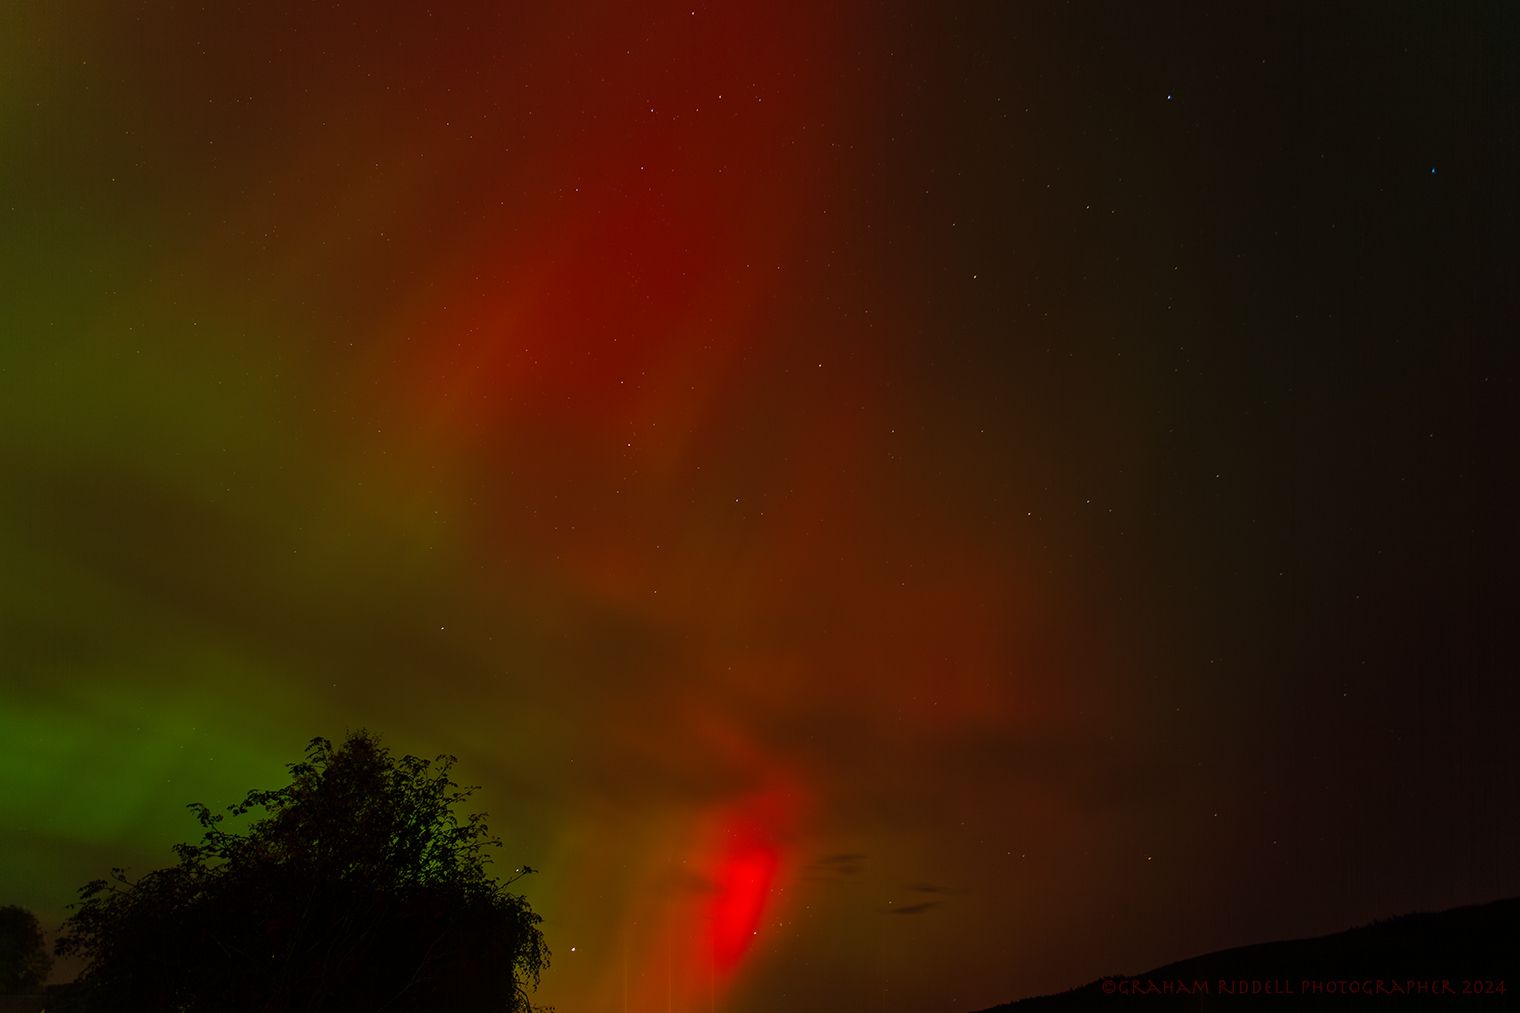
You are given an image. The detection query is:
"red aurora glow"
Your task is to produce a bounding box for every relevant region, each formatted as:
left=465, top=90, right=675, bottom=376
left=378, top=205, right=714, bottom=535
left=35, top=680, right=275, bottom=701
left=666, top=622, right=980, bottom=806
left=709, top=840, right=781, bottom=971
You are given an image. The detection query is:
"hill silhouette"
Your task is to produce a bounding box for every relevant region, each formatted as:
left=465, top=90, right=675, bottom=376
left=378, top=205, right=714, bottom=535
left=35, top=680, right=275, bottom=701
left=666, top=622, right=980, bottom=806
left=977, top=897, right=1517, bottom=1011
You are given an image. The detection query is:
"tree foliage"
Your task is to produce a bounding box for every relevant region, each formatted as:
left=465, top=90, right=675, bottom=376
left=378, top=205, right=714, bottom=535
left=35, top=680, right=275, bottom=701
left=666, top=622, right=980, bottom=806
left=0, top=905, right=52, bottom=994
left=56, top=731, right=549, bottom=1012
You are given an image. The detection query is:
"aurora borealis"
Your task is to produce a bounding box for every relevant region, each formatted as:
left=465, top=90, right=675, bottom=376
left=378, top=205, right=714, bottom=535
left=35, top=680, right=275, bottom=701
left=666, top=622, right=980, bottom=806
left=3, top=3, right=1517, bottom=1011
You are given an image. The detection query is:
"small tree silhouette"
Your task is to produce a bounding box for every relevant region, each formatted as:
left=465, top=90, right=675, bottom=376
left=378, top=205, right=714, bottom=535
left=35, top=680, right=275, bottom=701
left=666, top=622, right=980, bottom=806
left=0, top=905, right=52, bottom=994
left=56, top=730, right=549, bottom=1012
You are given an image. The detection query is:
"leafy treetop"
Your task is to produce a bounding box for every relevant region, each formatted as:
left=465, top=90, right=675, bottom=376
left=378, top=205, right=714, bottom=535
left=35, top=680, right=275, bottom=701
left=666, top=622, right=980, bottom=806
left=0, top=904, right=52, bottom=995
left=57, top=730, right=549, bottom=1012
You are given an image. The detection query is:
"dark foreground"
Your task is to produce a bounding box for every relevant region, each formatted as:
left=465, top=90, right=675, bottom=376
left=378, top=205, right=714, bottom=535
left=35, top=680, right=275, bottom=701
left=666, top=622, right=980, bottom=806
left=978, top=897, right=1518, bottom=1011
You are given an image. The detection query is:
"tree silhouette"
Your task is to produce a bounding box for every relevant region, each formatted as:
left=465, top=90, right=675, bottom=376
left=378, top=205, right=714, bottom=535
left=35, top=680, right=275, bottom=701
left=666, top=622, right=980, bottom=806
left=56, top=731, right=549, bottom=1012
left=0, top=905, right=52, bottom=994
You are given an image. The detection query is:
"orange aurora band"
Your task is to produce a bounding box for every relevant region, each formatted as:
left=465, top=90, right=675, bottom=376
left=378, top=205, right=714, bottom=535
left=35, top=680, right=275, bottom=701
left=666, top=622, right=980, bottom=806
left=334, top=4, right=1048, bottom=1002
left=352, top=6, right=869, bottom=1009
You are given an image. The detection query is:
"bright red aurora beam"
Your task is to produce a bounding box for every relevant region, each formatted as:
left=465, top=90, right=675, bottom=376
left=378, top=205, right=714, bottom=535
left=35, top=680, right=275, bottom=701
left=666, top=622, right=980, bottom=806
left=708, top=839, right=781, bottom=971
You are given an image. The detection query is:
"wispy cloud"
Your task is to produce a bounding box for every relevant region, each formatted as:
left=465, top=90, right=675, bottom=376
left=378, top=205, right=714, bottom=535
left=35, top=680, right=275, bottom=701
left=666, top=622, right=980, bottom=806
left=807, top=852, right=866, bottom=878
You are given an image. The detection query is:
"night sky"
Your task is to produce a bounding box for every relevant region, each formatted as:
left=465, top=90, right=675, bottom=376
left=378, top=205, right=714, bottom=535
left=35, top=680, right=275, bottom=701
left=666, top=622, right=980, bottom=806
left=2, top=3, right=1517, bottom=1011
